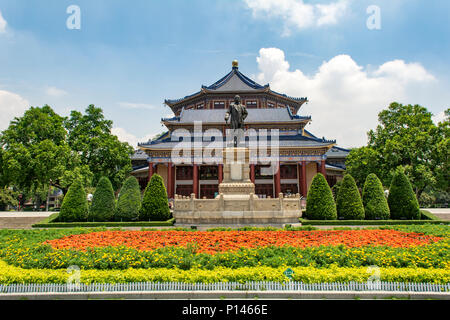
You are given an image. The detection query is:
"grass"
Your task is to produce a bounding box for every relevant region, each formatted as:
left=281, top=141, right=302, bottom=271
left=32, top=216, right=175, bottom=228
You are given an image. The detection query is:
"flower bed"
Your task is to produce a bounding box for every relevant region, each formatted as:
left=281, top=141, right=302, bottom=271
left=0, top=226, right=448, bottom=285
left=45, top=229, right=441, bottom=254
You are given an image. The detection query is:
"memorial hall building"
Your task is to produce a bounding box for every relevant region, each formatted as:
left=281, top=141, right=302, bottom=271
left=130, top=61, right=349, bottom=199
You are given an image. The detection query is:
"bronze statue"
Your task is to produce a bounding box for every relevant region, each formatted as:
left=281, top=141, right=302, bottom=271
left=225, top=95, right=248, bottom=147
left=225, top=95, right=248, bottom=130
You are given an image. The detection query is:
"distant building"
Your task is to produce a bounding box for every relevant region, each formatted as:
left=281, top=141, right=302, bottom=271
left=131, top=61, right=349, bottom=198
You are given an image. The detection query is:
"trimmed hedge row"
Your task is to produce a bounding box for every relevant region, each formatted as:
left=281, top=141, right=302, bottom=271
left=32, top=218, right=175, bottom=229
left=0, top=260, right=448, bottom=284
left=299, top=218, right=449, bottom=226
left=56, top=174, right=171, bottom=223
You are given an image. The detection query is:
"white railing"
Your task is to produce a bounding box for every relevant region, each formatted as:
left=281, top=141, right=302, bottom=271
left=0, top=281, right=448, bottom=294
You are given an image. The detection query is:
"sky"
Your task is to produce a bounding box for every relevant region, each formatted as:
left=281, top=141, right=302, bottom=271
left=0, top=0, right=449, bottom=148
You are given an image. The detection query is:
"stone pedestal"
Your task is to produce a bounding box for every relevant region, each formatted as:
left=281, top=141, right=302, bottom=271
left=173, top=147, right=302, bottom=225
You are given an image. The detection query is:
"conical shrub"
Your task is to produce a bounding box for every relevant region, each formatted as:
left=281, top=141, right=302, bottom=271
left=59, top=179, right=88, bottom=222
left=89, top=176, right=115, bottom=222
left=115, top=176, right=141, bottom=221
left=139, top=174, right=170, bottom=221
left=305, top=173, right=337, bottom=220
left=362, top=173, right=390, bottom=220
left=336, top=174, right=365, bottom=220
left=388, top=171, right=420, bottom=219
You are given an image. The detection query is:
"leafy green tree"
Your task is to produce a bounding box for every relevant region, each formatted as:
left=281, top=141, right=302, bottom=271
left=59, top=179, right=88, bottom=222
left=388, top=170, right=421, bottom=220
left=140, top=174, right=170, bottom=221
left=0, top=105, right=92, bottom=195
left=89, top=176, right=115, bottom=222
left=336, top=174, right=365, bottom=220
left=0, top=188, right=19, bottom=211
left=362, top=173, right=390, bottom=220
left=346, top=103, right=448, bottom=198
left=115, top=176, right=141, bottom=221
left=305, top=173, right=337, bottom=220
left=65, top=105, right=134, bottom=190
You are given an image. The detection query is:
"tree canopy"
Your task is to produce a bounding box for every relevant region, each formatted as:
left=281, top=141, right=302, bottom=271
left=65, top=105, right=134, bottom=190
left=346, top=103, right=449, bottom=197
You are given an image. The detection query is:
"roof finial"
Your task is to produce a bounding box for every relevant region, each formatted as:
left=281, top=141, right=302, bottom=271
left=232, top=60, right=239, bottom=69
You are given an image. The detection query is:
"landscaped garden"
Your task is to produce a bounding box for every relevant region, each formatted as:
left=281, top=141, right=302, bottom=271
left=0, top=225, right=448, bottom=285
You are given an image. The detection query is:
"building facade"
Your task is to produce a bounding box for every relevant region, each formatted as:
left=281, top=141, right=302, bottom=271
left=131, top=61, right=349, bottom=199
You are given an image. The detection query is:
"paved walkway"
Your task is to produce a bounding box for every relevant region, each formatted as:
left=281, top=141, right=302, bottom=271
left=424, top=208, right=450, bottom=221
left=0, top=212, right=53, bottom=229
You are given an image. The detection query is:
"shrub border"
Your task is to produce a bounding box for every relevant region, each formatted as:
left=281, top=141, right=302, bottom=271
left=299, top=218, right=449, bottom=226
left=32, top=218, right=175, bottom=228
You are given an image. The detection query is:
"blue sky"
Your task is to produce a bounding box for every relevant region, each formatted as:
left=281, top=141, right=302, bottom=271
left=0, top=0, right=449, bottom=148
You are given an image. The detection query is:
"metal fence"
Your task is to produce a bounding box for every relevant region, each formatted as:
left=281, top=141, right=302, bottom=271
left=0, top=281, right=449, bottom=294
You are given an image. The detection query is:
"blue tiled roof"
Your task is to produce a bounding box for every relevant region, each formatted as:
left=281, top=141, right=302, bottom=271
left=138, top=131, right=335, bottom=148
left=203, top=66, right=268, bottom=90
left=162, top=107, right=311, bottom=124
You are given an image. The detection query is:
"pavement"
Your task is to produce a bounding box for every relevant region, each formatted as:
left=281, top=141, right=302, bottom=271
left=0, top=209, right=448, bottom=230
left=424, top=208, right=450, bottom=221
left=0, top=211, right=53, bottom=229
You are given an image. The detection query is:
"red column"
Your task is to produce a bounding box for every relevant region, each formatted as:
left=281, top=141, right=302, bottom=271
left=148, top=162, right=154, bottom=183
left=172, top=165, right=176, bottom=197
left=275, top=162, right=281, bottom=197
left=167, top=162, right=173, bottom=198
left=321, top=160, right=327, bottom=177
left=301, top=161, right=307, bottom=197
left=193, top=164, right=199, bottom=198
left=250, top=164, right=255, bottom=183
left=218, top=164, right=223, bottom=184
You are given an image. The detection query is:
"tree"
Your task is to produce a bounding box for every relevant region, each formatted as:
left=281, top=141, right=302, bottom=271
left=0, top=188, right=18, bottom=211
left=89, top=176, right=115, bottom=222
left=115, top=176, right=141, bottom=221
left=362, top=173, right=390, bottom=220
left=65, top=105, right=134, bottom=190
left=140, top=174, right=170, bottom=221
left=346, top=103, right=448, bottom=199
left=59, top=179, right=88, bottom=222
left=345, top=147, right=383, bottom=187
left=388, top=170, right=421, bottom=220
left=336, top=174, right=365, bottom=220
left=0, top=105, right=92, bottom=195
left=305, top=173, right=337, bottom=220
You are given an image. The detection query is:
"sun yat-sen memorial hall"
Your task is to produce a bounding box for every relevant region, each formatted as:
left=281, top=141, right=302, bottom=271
left=131, top=61, right=349, bottom=200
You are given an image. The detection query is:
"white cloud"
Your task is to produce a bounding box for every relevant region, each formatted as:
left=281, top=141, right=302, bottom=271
left=118, top=102, right=157, bottom=110
left=432, top=110, right=447, bottom=125
left=0, top=90, right=29, bottom=131
left=244, top=0, right=349, bottom=36
left=255, top=48, right=437, bottom=147
left=111, top=127, right=159, bottom=148
left=0, top=10, right=7, bottom=34
left=45, top=86, right=67, bottom=97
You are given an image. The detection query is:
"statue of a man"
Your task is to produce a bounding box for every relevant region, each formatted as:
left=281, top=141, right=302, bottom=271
left=225, top=95, right=248, bottom=130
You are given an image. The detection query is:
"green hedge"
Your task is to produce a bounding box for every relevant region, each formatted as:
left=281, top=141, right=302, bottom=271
left=336, top=174, right=365, bottom=220
left=299, top=218, right=449, bottom=226
left=140, top=174, right=171, bottom=221
left=115, top=176, right=141, bottom=222
left=58, top=179, right=88, bottom=222
left=305, top=173, right=337, bottom=220
left=32, top=218, right=175, bottom=228
left=362, top=173, right=390, bottom=220
left=388, top=171, right=421, bottom=220
left=89, top=177, right=115, bottom=222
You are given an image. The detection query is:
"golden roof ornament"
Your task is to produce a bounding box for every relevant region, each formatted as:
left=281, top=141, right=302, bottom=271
left=232, top=60, right=239, bottom=68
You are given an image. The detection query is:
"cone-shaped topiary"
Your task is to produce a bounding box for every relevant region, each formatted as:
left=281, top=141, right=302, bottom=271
left=114, top=176, right=141, bottom=221
left=336, top=174, right=365, bottom=220
left=388, top=170, right=420, bottom=220
left=139, top=174, right=171, bottom=221
left=362, top=173, right=390, bottom=220
left=89, top=176, right=116, bottom=222
left=59, top=179, right=88, bottom=222
left=305, top=173, right=337, bottom=220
